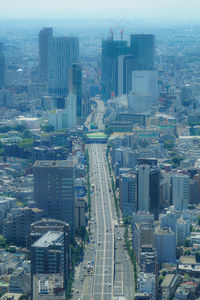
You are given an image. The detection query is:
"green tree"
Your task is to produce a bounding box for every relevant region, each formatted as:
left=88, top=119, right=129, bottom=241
left=184, top=249, right=191, bottom=256
left=104, top=127, right=113, bottom=136
left=0, top=125, right=12, bottom=133
left=14, top=124, right=26, bottom=132
left=170, top=155, right=184, bottom=168
left=41, top=124, right=55, bottom=133
left=23, top=129, right=33, bottom=139
left=184, top=239, right=190, bottom=247
left=0, top=236, right=8, bottom=249
left=183, top=273, right=190, bottom=280
left=19, top=138, right=33, bottom=150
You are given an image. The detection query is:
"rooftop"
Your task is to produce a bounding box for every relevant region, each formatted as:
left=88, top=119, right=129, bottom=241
left=33, top=274, right=65, bottom=300
left=32, top=231, right=63, bottom=248
left=161, top=274, right=178, bottom=288
left=34, top=160, right=73, bottom=168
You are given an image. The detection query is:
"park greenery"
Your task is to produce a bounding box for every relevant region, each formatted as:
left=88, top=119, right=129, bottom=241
left=124, top=226, right=137, bottom=291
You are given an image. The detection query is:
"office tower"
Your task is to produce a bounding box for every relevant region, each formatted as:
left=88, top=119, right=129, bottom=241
left=128, top=70, right=158, bottom=113
left=101, top=39, right=129, bottom=100
left=30, top=220, right=70, bottom=285
left=132, top=70, right=158, bottom=99
left=48, top=37, right=79, bottom=96
left=31, top=231, right=68, bottom=288
left=33, top=160, right=75, bottom=236
left=3, top=207, right=45, bottom=247
left=155, top=227, right=176, bottom=267
left=48, top=110, right=68, bottom=130
left=130, top=34, right=155, bottom=70
left=137, top=165, right=160, bottom=220
left=68, top=63, right=82, bottom=118
left=41, top=95, right=66, bottom=110
left=140, top=245, right=158, bottom=277
left=119, top=173, right=137, bottom=217
left=160, top=206, right=177, bottom=231
left=126, top=149, right=138, bottom=170
left=0, top=42, right=5, bottom=89
left=176, top=216, right=190, bottom=246
left=30, top=218, right=70, bottom=253
left=66, top=92, right=77, bottom=128
left=137, top=165, right=150, bottom=212
left=0, top=89, right=13, bottom=107
left=149, top=167, right=160, bottom=220
left=118, top=55, right=135, bottom=96
left=39, top=28, right=53, bottom=82
left=132, top=221, right=155, bottom=263
left=132, top=211, right=154, bottom=225
left=172, top=173, right=190, bottom=210
left=112, top=147, right=127, bottom=169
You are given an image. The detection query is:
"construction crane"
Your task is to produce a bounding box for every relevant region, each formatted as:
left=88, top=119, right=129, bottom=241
left=120, top=28, right=124, bottom=41
left=110, top=27, right=114, bottom=40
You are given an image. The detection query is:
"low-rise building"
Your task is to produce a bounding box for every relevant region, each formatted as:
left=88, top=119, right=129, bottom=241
left=32, top=274, right=65, bottom=300
left=138, top=272, right=156, bottom=300
left=0, top=293, right=25, bottom=300
left=9, top=268, right=31, bottom=295
left=161, top=274, right=179, bottom=299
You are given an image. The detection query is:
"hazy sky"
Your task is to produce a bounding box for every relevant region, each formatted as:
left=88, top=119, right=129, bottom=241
left=1, top=0, right=200, bottom=19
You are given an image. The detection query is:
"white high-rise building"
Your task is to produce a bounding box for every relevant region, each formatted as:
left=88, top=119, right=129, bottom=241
left=128, top=70, right=158, bottom=113
left=48, top=37, right=79, bottom=96
left=176, top=216, right=190, bottom=246
left=132, top=70, right=158, bottom=98
left=172, top=173, right=190, bottom=210
left=48, top=110, right=68, bottom=130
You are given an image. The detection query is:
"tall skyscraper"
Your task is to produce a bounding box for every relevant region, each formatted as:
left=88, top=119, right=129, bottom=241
left=130, top=34, right=155, bottom=70
left=119, top=173, right=137, bottom=217
left=118, top=55, right=135, bottom=96
left=68, top=63, right=82, bottom=118
left=128, top=70, right=158, bottom=113
left=48, top=37, right=79, bottom=96
left=33, top=160, right=75, bottom=236
left=38, top=28, right=53, bottom=82
left=0, top=42, right=5, bottom=89
left=137, top=164, right=160, bottom=220
left=66, top=93, right=77, bottom=128
left=101, top=39, right=129, bottom=100
left=137, top=165, right=150, bottom=212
